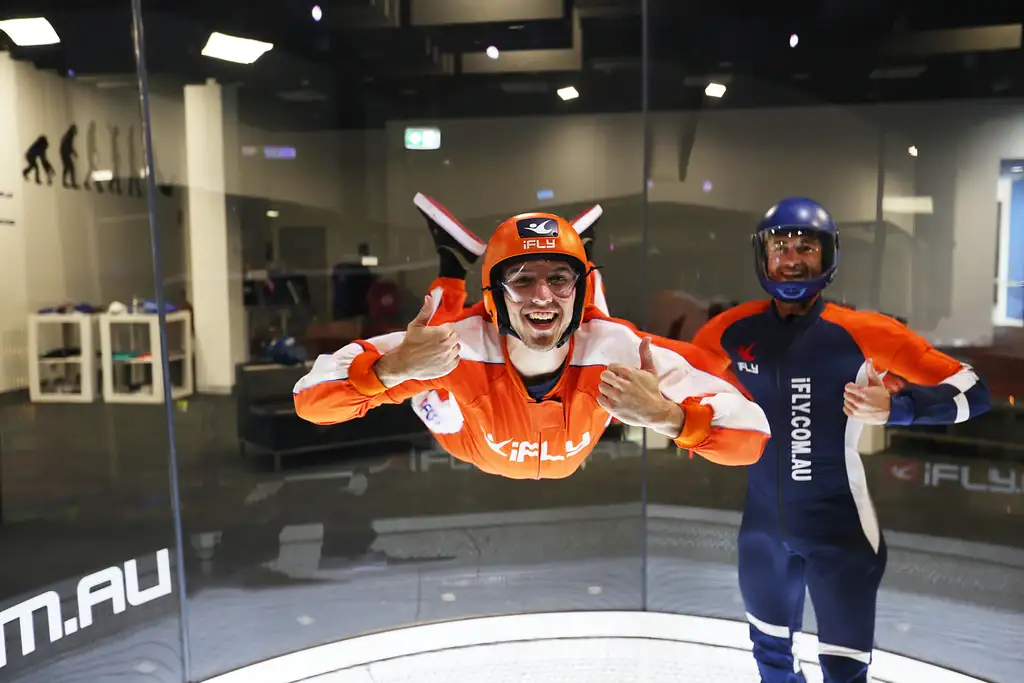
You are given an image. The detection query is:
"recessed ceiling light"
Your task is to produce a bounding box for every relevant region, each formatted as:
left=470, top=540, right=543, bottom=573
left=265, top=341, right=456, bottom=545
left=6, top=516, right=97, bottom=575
left=201, top=32, right=273, bottom=65
left=0, top=17, right=60, bottom=46
left=557, top=86, right=579, bottom=101
left=705, top=82, right=726, bottom=98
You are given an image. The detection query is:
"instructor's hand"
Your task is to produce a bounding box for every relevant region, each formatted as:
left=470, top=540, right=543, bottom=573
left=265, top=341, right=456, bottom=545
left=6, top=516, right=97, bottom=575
left=374, top=296, right=461, bottom=388
left=598, top=337, right=683, bottom=438
left=843, top=359, right=891, bottom=424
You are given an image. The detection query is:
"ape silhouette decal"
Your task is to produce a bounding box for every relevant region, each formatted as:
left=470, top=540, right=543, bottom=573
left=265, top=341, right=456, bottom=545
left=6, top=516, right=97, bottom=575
left=23, top=136, right=56, bottom=185
left=23, top=122, right=175, bottom=198
left=83, top=121, right=102, bottom=193
left=108, top=124, right=122, bottom=195
left=60, top=124, right=79, bottom=189
left=127, top=125, right=143, bottom=197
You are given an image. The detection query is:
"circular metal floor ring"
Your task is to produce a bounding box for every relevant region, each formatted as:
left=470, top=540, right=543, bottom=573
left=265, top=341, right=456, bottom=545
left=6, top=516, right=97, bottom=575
left=202, top=611, right=985, bottom=683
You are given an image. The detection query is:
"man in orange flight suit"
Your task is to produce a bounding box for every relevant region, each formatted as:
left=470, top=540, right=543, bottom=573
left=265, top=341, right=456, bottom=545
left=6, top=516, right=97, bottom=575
left=293, top=195, right=771, bottom=479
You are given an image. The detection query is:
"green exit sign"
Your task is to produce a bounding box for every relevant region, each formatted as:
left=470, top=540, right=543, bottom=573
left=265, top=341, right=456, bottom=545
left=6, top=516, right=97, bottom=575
left=404, top=127, right=441, bottom=150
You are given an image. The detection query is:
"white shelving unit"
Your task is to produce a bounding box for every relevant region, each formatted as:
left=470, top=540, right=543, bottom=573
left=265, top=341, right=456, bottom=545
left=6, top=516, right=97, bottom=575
left=99, top=310, right=194, bottom=404
left=28, top=312, right=98, bottom=403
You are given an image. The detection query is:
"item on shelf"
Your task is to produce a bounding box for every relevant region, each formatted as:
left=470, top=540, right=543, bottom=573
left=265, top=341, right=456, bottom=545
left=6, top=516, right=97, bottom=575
left=37, top=302, right=100, bottom=314
left=263, top=336, right=306, bottom=366
left=40, top=346, right=82, bottom=359
left=107, top=299, right=179, bottom=315
left=137, top=299, right=178, bottom=314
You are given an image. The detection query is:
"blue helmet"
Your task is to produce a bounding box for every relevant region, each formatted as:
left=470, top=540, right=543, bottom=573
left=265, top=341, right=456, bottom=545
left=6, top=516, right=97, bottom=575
left=752, top=197, right=840, bottom=302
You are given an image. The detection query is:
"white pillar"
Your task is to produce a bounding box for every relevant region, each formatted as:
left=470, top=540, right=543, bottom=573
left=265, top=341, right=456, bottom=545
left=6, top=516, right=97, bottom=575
left=184, top=79, right=242, bottom=393
left=0, top=53, right=30, bottom=393
left=220, top=85, right=248, bottom=369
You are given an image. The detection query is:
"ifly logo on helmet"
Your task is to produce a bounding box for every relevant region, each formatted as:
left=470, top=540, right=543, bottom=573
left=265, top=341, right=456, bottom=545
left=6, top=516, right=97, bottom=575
left=516, top=217, right=558, bottom=250
left=516, top=218, right=559, bottom=238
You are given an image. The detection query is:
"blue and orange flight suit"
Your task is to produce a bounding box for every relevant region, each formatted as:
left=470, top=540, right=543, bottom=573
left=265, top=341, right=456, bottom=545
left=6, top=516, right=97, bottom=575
left=693, top=296, right=990, bottom=683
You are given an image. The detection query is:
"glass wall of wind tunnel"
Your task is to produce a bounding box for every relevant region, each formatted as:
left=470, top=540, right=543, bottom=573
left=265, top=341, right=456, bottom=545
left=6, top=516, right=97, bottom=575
left=0, top=5, right=185, bottom=683
left=372, top=0, right=651, bottom=646
left=132, top=1, right=648, bottom=681
left=642, top=29, right=1024, bottom=683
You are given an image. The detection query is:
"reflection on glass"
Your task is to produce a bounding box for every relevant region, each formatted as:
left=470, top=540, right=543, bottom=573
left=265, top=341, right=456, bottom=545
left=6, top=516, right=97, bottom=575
left=645, top=7, right=1023, bottom=683
left=0, top=2, right=184, bottom=681
left=138, top=1, right=649, bottom=680
left=1, top=2, right=1021, bottom=683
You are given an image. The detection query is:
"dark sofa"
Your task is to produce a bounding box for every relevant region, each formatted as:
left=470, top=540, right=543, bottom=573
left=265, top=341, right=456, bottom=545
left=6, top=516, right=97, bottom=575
left=235, top=361, right=428, bottom=470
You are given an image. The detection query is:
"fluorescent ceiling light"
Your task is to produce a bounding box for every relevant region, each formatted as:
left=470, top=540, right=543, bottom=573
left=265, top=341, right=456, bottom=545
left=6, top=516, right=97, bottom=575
left=201, top=32, right=273, bottom=65
left=90, top=170, right=113, bottom=182
left=705, top=82, right=726, bottom=98
left=882, top=195, right=934, bottom=215
left=266, top=210, right=279, bottom=218
left=0, top=17, right=60, bottom=46
left=557, top=86, right=579, bottom=101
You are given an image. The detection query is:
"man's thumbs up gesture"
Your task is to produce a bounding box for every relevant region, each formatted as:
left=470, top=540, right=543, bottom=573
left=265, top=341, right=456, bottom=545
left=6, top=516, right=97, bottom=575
left=598, top=337, right=684, bottom=438
left=843, top=359, right=892, bottom=425
left=374, top=295, right=461, bottom=388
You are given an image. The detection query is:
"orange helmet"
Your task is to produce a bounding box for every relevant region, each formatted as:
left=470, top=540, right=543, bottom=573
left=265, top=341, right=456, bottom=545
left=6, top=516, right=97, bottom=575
left=481, top=212, right=591, bottom=347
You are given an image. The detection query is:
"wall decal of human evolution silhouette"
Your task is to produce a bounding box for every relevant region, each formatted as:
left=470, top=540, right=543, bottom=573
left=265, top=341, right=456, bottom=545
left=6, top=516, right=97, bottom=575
left=23, top=122, right=175, bottom=197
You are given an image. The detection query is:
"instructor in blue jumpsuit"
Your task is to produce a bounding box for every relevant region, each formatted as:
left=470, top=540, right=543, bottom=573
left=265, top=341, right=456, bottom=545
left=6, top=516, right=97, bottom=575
left=693, top=197, right=991, bottom=683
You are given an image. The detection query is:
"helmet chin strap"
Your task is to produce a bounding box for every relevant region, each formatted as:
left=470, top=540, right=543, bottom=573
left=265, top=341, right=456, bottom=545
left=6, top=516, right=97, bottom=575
left=774, top=292, right=819, bottom=311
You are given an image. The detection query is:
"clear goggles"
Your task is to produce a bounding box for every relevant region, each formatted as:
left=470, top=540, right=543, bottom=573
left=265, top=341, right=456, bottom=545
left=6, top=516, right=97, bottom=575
left=500, top=263, right=580, bottom=303
left=755, top=228, right=836, bottom=276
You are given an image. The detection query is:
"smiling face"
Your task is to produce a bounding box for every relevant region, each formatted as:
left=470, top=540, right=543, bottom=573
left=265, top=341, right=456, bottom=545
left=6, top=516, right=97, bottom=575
left=500, top=259, right=579, bottom=351
left=765, top=230, right=824, bottom=282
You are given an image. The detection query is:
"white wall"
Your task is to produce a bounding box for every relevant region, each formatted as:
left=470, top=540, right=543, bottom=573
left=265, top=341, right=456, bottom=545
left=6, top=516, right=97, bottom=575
left=0, top=54, right=188, bottom=392
left=381, top=107, right=901, bottom=324
left=232, top=123, right=390, bottom=281
left=383, top=108, right=893, bottom=227
left=933, top=103, right=1024, bottom=344
left=0, top=54, right=31, bottom=392
left=234, top=126, right=350, bottom=213
left=380, top=101, right=1024, bottom=344
left=12, top=60, right=186, bottom=310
